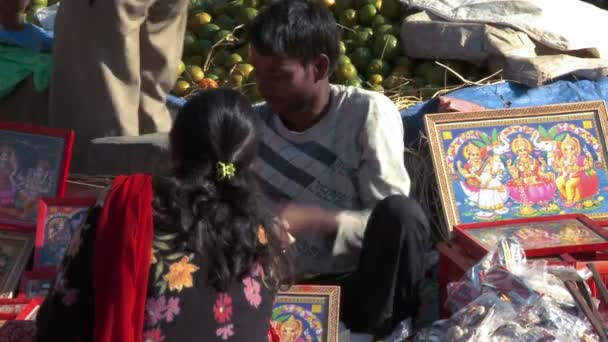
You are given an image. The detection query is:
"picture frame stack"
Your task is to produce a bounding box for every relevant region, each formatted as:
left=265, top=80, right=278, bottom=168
left=425, top=100, right=608, bottom=312
left=0, top=122, right=97, bottom=329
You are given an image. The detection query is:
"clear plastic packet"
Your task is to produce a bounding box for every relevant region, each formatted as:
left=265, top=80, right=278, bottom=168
left=488, top=322, right=528, bottom=341
left=34, top=3, right=59, bottom=31
left=446, top=238, right=527, bottom=313
left=526, top=297, right=597, bottom=341
left=481, top=265, right=541, bottom=311
left=383, top=318, right=413, bottom=342
left=416, top=292, right=517, bottom=342
left=513, top=260, right=576, bottom=309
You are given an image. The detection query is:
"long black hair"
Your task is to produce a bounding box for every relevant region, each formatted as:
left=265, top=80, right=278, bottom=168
left=153, top=88, right=289, bottom=291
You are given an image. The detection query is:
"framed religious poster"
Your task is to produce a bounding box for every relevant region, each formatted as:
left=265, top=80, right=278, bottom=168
left=272, top=285, right=340, bottom=342
left=454, top=214, right=608, bottom=259
left=425, top=101, right=608, bottom=230
left=18, top=267, right=56, bottom=298
left=34, top=197, right=94, bottom=268
left=0, top=230, right=34, bottom=298
left=0, top=122, right=73, bottom=227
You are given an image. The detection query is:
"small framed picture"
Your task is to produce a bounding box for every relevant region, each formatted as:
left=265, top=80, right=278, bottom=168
left=454, top=214, right=608, bottom=259
left=272, top=285, right=340, bottom=342
left=34, top=197, right=95, bottom=268
left=0, top=230, right=34, bottom=298
left=0, top=122, right=74, bottom=227
left=425, top=101, right=608, bottom=230
left=18, top=267, right=55, bottom=299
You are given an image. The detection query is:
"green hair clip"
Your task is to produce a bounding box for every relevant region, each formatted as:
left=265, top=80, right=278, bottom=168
left=217, top=161, right=236, bottom=181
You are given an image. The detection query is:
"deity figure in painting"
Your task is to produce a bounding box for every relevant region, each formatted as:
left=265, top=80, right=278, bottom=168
left=457, top=142, right=509, bottom=214
left=552, top=134, right=599, bottom=208
left=17, top=159, right=53, bottom=219
left=513, top=227, right=558, bottom=248
left=279, top=315, right=312, bottom=342
left=506, top=135, right=556, bottom=210
left=456, top=143, right=483, bottom=203
left=558, top=222, right=596, bottom=245
left=0, top=142, right=18, bottom=208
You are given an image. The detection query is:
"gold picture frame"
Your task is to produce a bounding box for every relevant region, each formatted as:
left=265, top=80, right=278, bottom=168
left=425, top=101, right=608, bottom=230
left=272, top=285, right=340, bottom=342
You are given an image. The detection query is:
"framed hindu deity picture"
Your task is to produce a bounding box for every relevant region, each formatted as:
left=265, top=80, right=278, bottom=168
left=0, top=230, right=34, bottom=298
left=0, top=122, right=74, bottom=227
left=34, top=197, right=94, bottom=268
left=425, top=101, right=608, bottom=230
left=272, top=285, right=340, bottom=342
left=454, top=214, right=608, bottom=259
left=18, top=267, right=56, bottom=298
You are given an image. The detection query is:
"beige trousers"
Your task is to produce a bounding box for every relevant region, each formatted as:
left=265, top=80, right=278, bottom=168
left=49, top=0, right=188, bottom=170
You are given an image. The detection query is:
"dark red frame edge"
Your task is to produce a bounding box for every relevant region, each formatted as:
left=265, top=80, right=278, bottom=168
left=453, top=214, right=608, bottom=259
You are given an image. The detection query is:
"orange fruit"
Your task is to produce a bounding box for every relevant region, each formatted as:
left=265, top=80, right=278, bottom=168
left=350, top=46, right=372, bottom=69
left=367, top=59, right=390, bottom=77
left=198, top=23, right=221, bottom=40
left=337, top=63, right=358, bottom=81
left=234, top=63, right=254, bottom=79
left=173, top=80, right=191, bottom=96
left=357, top=4, right=377, bottom=25
left=338, top=9, right=357, bottom=28
left=187, top=65, right=205, bottom=82
left=189, top=12, right=212, bottom=33
left=197, top=78, right=219, bottom=89
left=177, top=61, right=186, bottom=76
left=338, top=55, right=351, bottom=65
left=368, top=73, right=383, bottom=86
left=225, top=53, right=243, bottom=68
left=373, top=33, right=400, bottom=59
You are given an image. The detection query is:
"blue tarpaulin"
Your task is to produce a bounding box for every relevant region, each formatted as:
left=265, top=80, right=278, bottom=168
left=401, top=79, right=608, bottom=146
left=0, top=23, right=53, bottom=53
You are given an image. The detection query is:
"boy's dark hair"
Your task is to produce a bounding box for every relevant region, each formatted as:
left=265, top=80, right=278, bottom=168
left=154, top=88, right=290, bottom=291
left=248, top=0, right=340, bottom=74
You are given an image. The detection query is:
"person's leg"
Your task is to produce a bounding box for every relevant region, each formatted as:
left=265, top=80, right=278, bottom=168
left=49, top=0, right=148, bottom=170
left=341, top=195, right=431, bottom=337
left=138, top=0, right=188, bottom=134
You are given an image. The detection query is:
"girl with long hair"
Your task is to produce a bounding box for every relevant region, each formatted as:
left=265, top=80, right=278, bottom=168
left=36, top=89, right=290, bottom=341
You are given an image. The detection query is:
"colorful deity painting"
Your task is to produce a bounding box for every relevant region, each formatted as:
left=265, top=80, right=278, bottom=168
left=467, top=219, right=607, bottom=251
left=39, top=205, right=89, bottom=267
left=441, top=120, right=607, bottom=224
left=0, top=125, right=70, bottom=226
left=272, top=286, right=340, bottom=342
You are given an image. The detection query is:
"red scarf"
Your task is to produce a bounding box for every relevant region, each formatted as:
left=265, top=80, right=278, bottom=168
left=92, top=174, right=154, bottom=342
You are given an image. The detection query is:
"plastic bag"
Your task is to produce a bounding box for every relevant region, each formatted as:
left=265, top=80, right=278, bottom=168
left=446, top=238, right=527, bottom=312
left=34, top=3, right=59, bottom=31
left=515, top=260, right=577, bottom=309
left=382, top=318, right=413, bottom=342
left=481, top=265, right=540, bottom=311
left=416, top=293, right=517, bottom=342
left=524, top=297, right=597, bottom=341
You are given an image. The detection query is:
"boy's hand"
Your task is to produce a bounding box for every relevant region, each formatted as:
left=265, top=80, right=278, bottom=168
left=0, top=0, right=29, bottom=30
left=280, top=204, right=338, bottom=236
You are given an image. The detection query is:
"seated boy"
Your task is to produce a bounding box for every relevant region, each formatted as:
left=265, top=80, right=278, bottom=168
left=248, top=0, right=431, bottom=337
